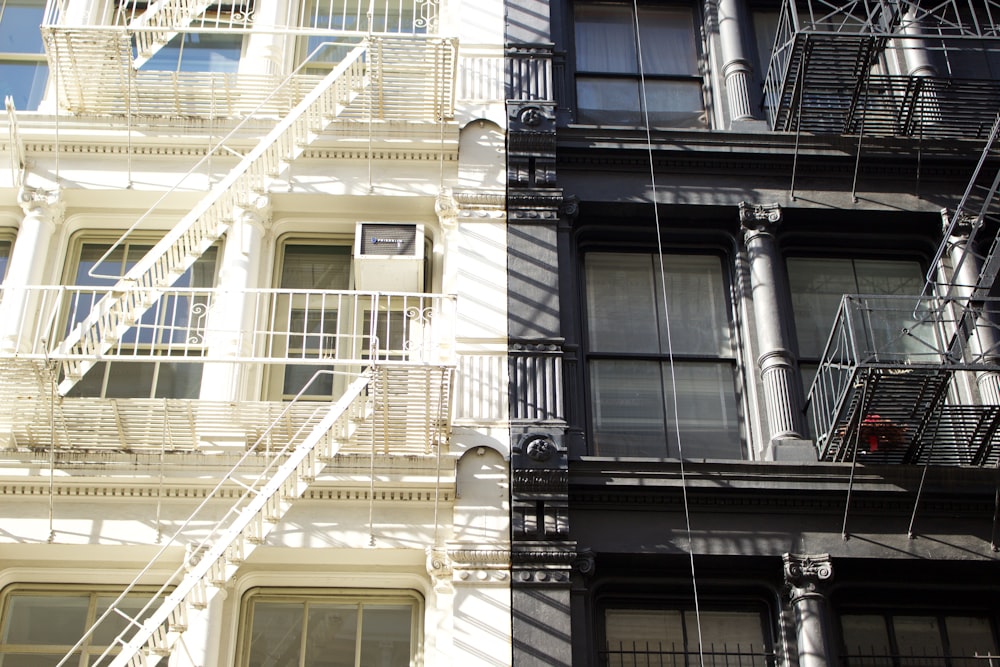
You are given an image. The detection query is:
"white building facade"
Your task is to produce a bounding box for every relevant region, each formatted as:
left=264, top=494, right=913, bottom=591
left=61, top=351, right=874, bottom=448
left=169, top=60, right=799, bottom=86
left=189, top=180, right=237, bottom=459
left=0, top=1, right=511, bottom=665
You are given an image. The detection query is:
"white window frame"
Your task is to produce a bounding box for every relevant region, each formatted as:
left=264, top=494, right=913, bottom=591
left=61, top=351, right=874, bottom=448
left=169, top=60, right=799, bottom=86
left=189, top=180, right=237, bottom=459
left=236, top=587, right=423, bottom=667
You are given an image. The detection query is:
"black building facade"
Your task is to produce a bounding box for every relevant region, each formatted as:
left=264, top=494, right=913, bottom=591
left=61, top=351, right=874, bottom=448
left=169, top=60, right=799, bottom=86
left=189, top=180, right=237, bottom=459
left=505, top=1, right=1000, bottom=665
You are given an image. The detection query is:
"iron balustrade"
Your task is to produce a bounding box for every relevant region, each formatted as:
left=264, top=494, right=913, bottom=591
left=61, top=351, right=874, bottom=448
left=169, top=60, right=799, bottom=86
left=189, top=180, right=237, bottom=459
left=0, top=285, right=456, bottom=366
left=808, top=294, right=1000, bottom=465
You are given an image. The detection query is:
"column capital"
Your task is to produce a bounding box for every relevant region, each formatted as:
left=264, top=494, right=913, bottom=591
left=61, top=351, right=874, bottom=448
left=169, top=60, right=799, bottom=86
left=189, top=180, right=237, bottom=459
left=435, top=187, right=459, bottom=229
left=942, top=207, right=977, bottom=240
left=783, top=552, right=833, bottom=597
left=234, top=195, right=271, bottom=231
left=740, top=201, right=782, bottom=237
left=18, top=186, right=64, bottom=225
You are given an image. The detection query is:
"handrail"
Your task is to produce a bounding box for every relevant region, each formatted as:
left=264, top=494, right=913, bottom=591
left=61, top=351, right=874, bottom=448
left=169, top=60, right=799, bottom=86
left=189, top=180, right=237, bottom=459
left=56, top=369, right=371, bottom=667
left=83, top=39, right=366, bottom=282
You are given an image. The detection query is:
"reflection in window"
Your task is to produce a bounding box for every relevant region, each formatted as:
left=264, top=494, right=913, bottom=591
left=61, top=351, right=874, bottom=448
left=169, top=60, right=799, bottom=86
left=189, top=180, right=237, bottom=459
left=574, top=3, right=705, bottom=128
left=0, top=586, right=158, bottom=665
left=240, top=590, right=418, bottom=667
left=64, top=241, right=218, bottom=399
left=603, top=606, right=772, bottom=667
left=585, top=253, right=741, bottom=458
left=142, top=32, right=242, bottom=72
left=0, top=0, right=48, bottom=110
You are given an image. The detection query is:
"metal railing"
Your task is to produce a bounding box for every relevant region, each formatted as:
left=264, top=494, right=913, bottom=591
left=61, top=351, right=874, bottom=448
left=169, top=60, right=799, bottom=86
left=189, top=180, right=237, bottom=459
left=0, top=286, right=456, bottom=365
left=808, top=294, right=1000, bottom=463
left=601, top=643, right=775, bottom=667
left=763, top=0, right=1000, bottom=136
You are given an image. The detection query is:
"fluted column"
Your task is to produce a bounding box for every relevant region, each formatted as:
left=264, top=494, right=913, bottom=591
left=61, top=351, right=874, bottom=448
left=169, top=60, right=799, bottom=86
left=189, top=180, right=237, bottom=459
left=741, top=203, right=812, bottom=458
left=943, top=212, right=1000, bottom=405
left=784, top=553, right=836, bottom=667
left=718, top=0, right=756, bottom=123
left=0, top=186, right=64, bottom=353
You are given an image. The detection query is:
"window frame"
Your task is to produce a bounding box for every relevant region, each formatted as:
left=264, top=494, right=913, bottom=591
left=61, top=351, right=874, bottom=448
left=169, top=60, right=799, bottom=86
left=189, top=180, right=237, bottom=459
left=581, top=248, right=745, bottom=459
left=0, top=584, right=162, bottom=666
left=0, top=0, right=49, bottom=111
left=60, top=234, right=220, bottom=399
left=267, top=235, right=356, bottom=401
left=235, top=587, right=423, bottom=667
left=571, top=1, right=707, bottom=128
left=597, top=592, right=777, bottom=667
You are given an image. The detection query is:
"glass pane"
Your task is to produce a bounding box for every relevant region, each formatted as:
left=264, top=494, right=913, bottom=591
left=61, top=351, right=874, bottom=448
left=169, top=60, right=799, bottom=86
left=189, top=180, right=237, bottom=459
left=92, top=594, right=156, bottom=646
left=281, top=245, right=352, bottom=290
left=574, top=4, right=637, bottom=73
left=0, top=0, right=46, bottom=54
left=663, top=362, right=741, bottom=459
left=104, top=362, right=156, bottom=398
left=246, top=602, right=304, bottom=667
left=153, top=361, right=203, bottom=398
left=788, top=257, right=858, bottom=358
left=841, top=614, right=893, bottom=667
left=143, top=33, right=242, bottom=72
left=945, top=616, right=998, bottom=667
left=3, top=594, right=90, bottom=644
left=302, top=604, right=359, bottom=666
left=0, top=239, right=11, bottom=282
left=644, top=80, right=706, bottom=128
left=283, top=364, right=334, bottom=396
left=0, top=653, right=76, bottom=666
left=893, top=616, right=944, bottom=666
left=585, top=254, right=659, bottom=353
left=0, top=61, right=48, bottom=110
left=661, top=255, right=731, bottom=356
left=695, top=611, right=765, bottom=659
left=590, top=359, right=666, bottom=457
left=64, top=361, right=108, bottom=398
left=605, top=609, right=684, bottom=666
left=358, top=605, right=412, bottom=667
left=577, top=77, right=641, bottom=126
left=638, top=8, right=698, bottom=76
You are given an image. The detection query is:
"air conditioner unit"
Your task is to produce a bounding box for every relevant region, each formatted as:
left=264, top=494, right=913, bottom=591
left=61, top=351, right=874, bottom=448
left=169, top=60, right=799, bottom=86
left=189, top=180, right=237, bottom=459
left=353, top=222, right=425, bottom=292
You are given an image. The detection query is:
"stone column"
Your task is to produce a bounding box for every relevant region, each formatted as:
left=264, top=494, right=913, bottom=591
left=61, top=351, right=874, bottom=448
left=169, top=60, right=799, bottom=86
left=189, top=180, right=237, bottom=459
left=740, top=203, right=813, bottom=459
left=784, top=553, right=836, bottom=667
left=943, top=212, right=1000, bottom=404
left=0, top=186, right=64, bottom=354
left=718, top=0, right=756, bottom=123
left=198, top=197, right=270, bottom=412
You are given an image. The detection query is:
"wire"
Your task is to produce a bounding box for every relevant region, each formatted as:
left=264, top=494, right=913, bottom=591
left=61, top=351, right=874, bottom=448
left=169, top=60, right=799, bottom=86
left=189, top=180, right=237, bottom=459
left=631, top=3, right=704, bottom=664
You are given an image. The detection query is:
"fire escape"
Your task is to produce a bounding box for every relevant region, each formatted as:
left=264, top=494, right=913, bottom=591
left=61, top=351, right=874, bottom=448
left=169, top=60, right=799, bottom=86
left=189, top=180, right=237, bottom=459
left=765, top=0, right=1000, bottom=137
left=0, top=2, right=459, bottom=664
left=808, top=114, right=1000, bottom=466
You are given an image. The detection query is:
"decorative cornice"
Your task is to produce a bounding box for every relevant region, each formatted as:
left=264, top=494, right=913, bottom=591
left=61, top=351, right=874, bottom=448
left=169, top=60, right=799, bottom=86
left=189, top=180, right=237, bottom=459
left=513, top=469, right=569, bottom=492
left=0, top=482, right=454, bottom=503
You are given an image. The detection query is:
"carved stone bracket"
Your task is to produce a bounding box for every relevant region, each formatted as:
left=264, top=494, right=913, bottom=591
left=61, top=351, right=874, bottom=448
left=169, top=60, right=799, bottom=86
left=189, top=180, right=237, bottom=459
left=447, top=543, right=512, bottom=586
left=512, top=542, right=577, bottom=585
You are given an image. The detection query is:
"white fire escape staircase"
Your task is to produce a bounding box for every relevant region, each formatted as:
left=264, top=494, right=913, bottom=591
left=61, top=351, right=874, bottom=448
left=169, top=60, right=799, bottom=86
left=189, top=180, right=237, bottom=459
left=58, top=373, right=374, bottom=667
left=53, top=43, right=368, bottom=396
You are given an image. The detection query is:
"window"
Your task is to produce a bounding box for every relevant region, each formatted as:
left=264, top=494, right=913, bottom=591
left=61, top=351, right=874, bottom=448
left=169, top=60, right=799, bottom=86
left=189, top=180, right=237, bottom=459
left=0, top=586, right=157, bottom=665
left=0, top=236, right=12, bottom=283
left=63, top=239, right=218, bottom=399
left=787, top=257, right=925, bottom=385
left=297, top=0, right=427, bottom=72
left=840, top=611, right=999, bottom=667
left=238, top=589, right=420, bottom=667
left=272, top=243, right=352, bottom=399
left=585, top=253, right=741, bottom=459
left=603, top=605, right=773, bottom=667
left=574, top=2, right=705, bottom=128
left=129, top=3, right=247, bottom=72
left=0, top=0, right=48, bottom=110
